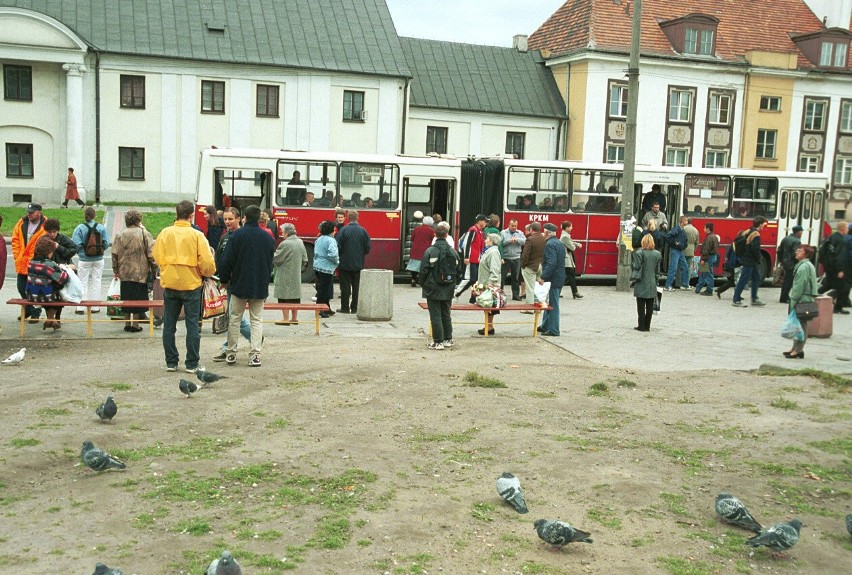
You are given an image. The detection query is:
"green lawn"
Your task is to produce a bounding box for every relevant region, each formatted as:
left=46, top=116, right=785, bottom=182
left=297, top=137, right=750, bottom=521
left=0, top=207, right=176, bottom=238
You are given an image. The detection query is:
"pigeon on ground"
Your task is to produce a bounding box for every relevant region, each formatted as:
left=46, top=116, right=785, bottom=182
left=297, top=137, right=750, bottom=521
left=534, top=519, right=593, bottom=550
left=196, top=369, right=226, bottom=384
left=746, top=519, right=802, bottom=557
left=496, top=472, right=529, bottom=513
left=95, top=396, right=117, bottom=423
left=179, top=378, right=200, bottom=398
left=205, top=550, right=242, bottom=575
left=846, top=514, right=852, bottom=539
left=93, top=563, right=124, bottom=575
left=715, top=492, right=763, bottom=533
left=1, top=347, right=26, bottom=365
left=81, top=440, right=126, bottom=472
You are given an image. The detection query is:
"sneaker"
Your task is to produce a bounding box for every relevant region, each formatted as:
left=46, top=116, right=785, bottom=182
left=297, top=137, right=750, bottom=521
left=427, top=342, right=445, bottom=350
left=213, top=351, right=227, bottom=362
left=751, top=300, right=766, bottom=307
left=664, top=287, right=675, bottom=292
left=732, top=300, right=747, bottom=307
left=249, top=353, right=261, bottom=367
left=699, top=291, right=713, bottom=296
left=166, top=365, right=177, bottom=372
left=442, top=340, right=455, bottom=348
left=185, top=366, right=203, bottom=373
left=226, top=353, right=237, bottom=365
left=679, top=286, right=691, bottom=291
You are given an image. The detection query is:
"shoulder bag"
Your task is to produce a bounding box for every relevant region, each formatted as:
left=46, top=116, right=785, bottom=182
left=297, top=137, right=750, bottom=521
left=141, top=230, right=157, bottom=293
left=794, top=273, right=819, bottom=321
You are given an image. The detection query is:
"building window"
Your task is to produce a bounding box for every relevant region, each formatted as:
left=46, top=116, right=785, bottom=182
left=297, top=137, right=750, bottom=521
left=120, top=75, right=145, bottom=108
left=685, top=28, right=714, bottom=55
left=605, top=144, right=625, bottom=163
left=5, top=143, right=33, bottom=177
left=609, top=83, right=628, bottom=118
left=799, top=155, right=821, bottom=172
left=705, top=149, right=728, bottom=168
left=3, top=65, right=32, bottom=101
left=256, top=84, right=279, bottom=117
left=343, top=90, right=365, bottom=121
left=119, top=147, right=145, bottom=180
left=708, top=92, right=731, bottom=125
left=426, top=126, right=448, bottom=154
left=840, top=101, right=852, bottom=133
left=820, top=41, right=848, bottom=67
left=803, top=99, right=826, bottom=131
left=505, top=132, right=526, bottom=159
left=756, top=129, right=777, bottom=159
left=669, top=89, right=692, bottom=122
left=665, top=147, right=689, bottom=167
left=759, top=96, right=781, bottom=112
left=837, top=157, right=852, bottom=185
left=201, top=80, right=225, bottom=113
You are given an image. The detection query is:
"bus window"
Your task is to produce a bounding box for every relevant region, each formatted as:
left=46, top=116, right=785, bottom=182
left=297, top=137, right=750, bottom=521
left=507, top=167, right=569, bottom=211
left=789, top=191, right=799, bottom=219
left=276, top=161, right=338, bottom=207
left=341, top=162, right=400, bottom=209
left=802, top=191, right=812, bottom=219
left=218, top=169, right=271, bottom=209
left=571, top=170, right=622, bottom=214
left=732, top=177, right=777, bottom=218
left=683, top=174, right=730, bottom=217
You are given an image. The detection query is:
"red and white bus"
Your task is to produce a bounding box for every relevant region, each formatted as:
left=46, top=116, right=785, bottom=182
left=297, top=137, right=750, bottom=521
left=195, top=148, right=829, bottom=281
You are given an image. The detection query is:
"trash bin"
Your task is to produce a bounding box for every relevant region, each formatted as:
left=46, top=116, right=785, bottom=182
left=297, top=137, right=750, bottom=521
left=356, top=269, right=393, bottom=321
left=806, top=295, right=833, bottom=338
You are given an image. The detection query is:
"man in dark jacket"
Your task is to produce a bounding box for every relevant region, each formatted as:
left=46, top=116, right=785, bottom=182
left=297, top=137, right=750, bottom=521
left=520, top=222, right=546, bottom=309
left=421, top=222, right=459, bottom=350
left=777, top=225, right=803, bottom=304
left=212, top=207, right=251, bottom=360
left=218, top=205, right=275, bottom=367
left=641, top=183, right=667, bottom=215
left=336, top=210, right=371, bottom=314
left=538, top=223, right=566, bottom=336
left=732, top=216, right=768, bottom=307
left=820, top=221, right=848, bottom=314
left=663, top=216, right=689, bottom=291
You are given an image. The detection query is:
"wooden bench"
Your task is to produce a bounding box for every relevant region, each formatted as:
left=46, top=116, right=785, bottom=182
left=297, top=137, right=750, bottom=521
left=251, top=303, right=330, bottom=335
left=418, top=302, right=552, bottom=337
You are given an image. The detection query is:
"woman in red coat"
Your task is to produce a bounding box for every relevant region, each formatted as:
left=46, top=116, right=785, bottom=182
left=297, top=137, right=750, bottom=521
left=62, top=167, right=84, bottom=207
left=407, top=214, right=435, bottom=286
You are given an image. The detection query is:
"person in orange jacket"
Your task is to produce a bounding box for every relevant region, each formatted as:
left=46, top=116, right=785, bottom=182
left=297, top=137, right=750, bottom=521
left=12, top=203, right=48, bottom=322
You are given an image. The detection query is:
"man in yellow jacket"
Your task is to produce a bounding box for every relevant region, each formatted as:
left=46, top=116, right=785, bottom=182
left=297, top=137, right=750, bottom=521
left=153, top=201, right=216, bottom=373
left=11, top=204, right=47, bottom=322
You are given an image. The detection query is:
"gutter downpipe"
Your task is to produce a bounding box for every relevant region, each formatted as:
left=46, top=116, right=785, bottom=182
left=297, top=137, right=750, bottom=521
left=94, top=49, right=101, bottom=204
left=400, top=78, right=411, bottom=154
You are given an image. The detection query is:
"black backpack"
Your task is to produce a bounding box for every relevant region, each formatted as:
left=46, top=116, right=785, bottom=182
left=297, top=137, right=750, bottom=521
left=436, top=247, right=459, bottom=285
left=818, top=238, right=836, bottom=263
left=733, top=229, right=749, bottom=256
left=83, top=222, right=104, bottom=257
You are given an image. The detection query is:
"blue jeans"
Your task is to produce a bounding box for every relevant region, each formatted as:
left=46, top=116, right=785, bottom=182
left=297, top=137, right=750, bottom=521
left=162, top=286, right=202, bottom=369
left=694, top=255, right=717, bottom=293
left=665, top=249, right=688, bottom=288
left=732, top=264, right=760, bottom=303
left=220, top=293, right=251, bottom=352
left=540, top=284, right=562, bottom=335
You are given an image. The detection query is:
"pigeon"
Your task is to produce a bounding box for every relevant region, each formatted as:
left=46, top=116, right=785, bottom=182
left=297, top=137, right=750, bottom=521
left=80, top=440, right=126, bottom=472
left=196, top=369, right=227, bottom=384
left=496, top=472, right=528, bottom=513
left=847, top=514, right=852, bottom=539
left=205, top=550, right=242, bottom=575
left=534, top=519, right=593, bottom=550
left=746, top=519, right=802, bottom=557
left=93, top=563, right=124, bottom=575
left=715, top=492, right=763, bottom=533
left=95, top=396, right=117, bottom=423
left=179, top=378, right=200, bottom=398
left=1, top=347, right=26, bottom=365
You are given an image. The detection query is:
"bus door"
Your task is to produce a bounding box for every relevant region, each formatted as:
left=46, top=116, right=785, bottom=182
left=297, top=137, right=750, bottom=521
left=400, top=176, right=455, bottom=269
left=216, top=168, right=272, bottom=215
left=778, top=188, right=824, bottom=247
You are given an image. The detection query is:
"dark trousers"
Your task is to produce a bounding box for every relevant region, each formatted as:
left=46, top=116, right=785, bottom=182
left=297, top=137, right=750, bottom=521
left=455, top=262, right=479, bottom=302
left=502, top=259, right=521, bottom=298
left=316, top=271, right=334, bottom=306
left=636, top=297, right=654, bottom=330
left=162, top=287, right=202, bottom=370
left=339, top=269, right=361, bottom=312
left=716, top=270, right=735, bottom=295
left=17, top=274, right=41, bottom=319
left=62, top=197, right=84, bottom=206
left=426, top=298, right=452, bottom=343
left=563, top=267, right=579, bottom=295
left=779, top=266, right=795, bottom=303
left=822, top=268, right=848, bottom=311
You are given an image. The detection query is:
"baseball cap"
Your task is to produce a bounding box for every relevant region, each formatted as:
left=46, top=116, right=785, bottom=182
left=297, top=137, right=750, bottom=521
left=543, top=223, right=558, bottom=232
left=791, top=225, right=803, bottom=233
left=475, top=214, right=488, bottom=222
left=26, top=203, right=43, bottom=213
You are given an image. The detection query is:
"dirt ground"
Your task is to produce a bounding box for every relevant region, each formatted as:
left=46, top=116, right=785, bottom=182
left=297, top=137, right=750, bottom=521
left=0, top=336, right=849, bottom=575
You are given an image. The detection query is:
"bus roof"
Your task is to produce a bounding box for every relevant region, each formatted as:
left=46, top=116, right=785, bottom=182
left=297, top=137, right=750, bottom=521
left=200, top=147, right=463, bottom=168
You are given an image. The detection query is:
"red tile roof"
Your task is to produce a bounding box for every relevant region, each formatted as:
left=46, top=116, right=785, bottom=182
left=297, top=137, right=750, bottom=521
left=529, top=0, right=827, bottom=68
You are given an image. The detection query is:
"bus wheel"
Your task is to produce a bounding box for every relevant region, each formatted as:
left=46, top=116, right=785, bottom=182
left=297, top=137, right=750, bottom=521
left=302, top=244, right=316, bottom=284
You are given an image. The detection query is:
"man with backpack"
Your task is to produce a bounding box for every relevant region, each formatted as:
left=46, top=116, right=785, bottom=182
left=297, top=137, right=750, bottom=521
left=731, top=216, right=768, bottom=307
left=420, top=221, right=459, bottom=350
left=72, top=206, right=110, bottom=314
left=819, top=221, right=848, bottom=314
left=663, top=216, right=689, bottom=292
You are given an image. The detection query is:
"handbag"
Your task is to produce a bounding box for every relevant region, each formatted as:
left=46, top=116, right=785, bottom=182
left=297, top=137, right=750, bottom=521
left=202, top=277, right=227, bottom=319
left=211, top=313, right=228, bottom=334
left=794, top=300, right=819, bottom=321
left=772, top=265, right=784, bottom=288
left=106, top=277, right=123, bottom=317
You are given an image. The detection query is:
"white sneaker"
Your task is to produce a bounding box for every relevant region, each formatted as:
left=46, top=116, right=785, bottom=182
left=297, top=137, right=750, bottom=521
left=185, top=366, right=203, bottom=373
left=249, top=353, right=261, bottom=367
left=427, top=342, right=444, bottom=350
left=442, top=340, right=455, bottom=348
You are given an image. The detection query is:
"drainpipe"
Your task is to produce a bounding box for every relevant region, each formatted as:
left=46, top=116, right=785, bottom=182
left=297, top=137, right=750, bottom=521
left=94, top=49, right=101, bottom=204
left=400, top=78, right=410, bottom=154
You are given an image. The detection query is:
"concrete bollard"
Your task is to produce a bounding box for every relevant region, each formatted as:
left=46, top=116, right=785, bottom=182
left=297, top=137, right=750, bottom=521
left=356, top=269, right=393, bottom=321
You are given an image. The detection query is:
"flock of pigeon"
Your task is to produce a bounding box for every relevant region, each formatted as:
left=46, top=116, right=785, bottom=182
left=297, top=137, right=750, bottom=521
left=91, top=550, right=240, bottom=575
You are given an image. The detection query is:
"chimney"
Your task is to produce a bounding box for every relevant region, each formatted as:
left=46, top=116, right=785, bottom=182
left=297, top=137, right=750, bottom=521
left=513, top=34, right=529, bottom=52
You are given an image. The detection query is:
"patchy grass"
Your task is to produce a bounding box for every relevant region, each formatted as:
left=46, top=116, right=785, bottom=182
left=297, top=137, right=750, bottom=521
left=412, top=428, right=478, bottom=444
left=472, top=501, right=495, bottom=522
left=266, top=418, right=289, bottom=429
left=754, top=365, right=851, bottom=391
left=111, top=436, right=243, bottom=462
left=526, top=390, right=556, bottom=399
left=588, top=382, right=609, bottom=396
left=9, top=438, right=40, bottom=448
left=660, top=492, right=690, bottom=516
left=586, top=506, right=622, bottom=529
left=36, top=407, right=72, bottom=417
left=616, top=379, right=637, bottom=388
left=519, top=561, right=568, bottom=574
left=276, top=468, right=378, bottom=514
left=173, top=518, right=211, bottom=536
left=656, top=556, right=713, bottom=575
left=463, top=371, right=507, bottom=388
left=307, top=515, right=350, bottom=549
left=808, top=437, right=851, bottom=456
left=767, top=480, right=845, bottom=517
left=108, top=383, right=133, bottom=392
left=770, top=397, right=799, bottom=410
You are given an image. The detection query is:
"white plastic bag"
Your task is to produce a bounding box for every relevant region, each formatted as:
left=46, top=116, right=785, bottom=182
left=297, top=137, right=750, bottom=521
left=106, top=277, right=122, bottom=317
left=58, top=265, right=83, bottom=303
left=533, top=281, right=550, bottom=305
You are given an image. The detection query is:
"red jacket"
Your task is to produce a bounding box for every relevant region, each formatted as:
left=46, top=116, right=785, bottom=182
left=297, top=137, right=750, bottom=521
left=410, top=224, right=435, bottom=260
left=460, top=225, right=485, bottom=264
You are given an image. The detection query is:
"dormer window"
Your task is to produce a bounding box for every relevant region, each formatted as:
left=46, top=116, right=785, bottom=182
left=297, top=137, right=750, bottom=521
left=685, top=28, right=714, bottom=55
left=820, top=41, right=848, bottom=67
left=659, top=13, right=718, bottom=57
left=791, top=28, right=851, bottom=69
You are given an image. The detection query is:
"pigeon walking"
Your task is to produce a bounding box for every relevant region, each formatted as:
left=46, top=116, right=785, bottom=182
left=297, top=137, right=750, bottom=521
left=496, top=472, right=528, bottom=514
left=534, top=519, right=593, bottom=550
left=95, top=396, right=117, bottom=423
left=1, top=347, right=26, bottom=365
left=81, top=441, right=126, bottom=472
left=196, top=369, right=226, bottom=384
left=205, top=550, right=242, bottom=575
left=93, top=563, right=124, bottom=575
left=846, top=514, right=852, bottom=539
left=715, top=492, right=763, bottom=533
left=746, top=519, right=802, bottom=557
left=179, top=378, right=200, bottom=398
